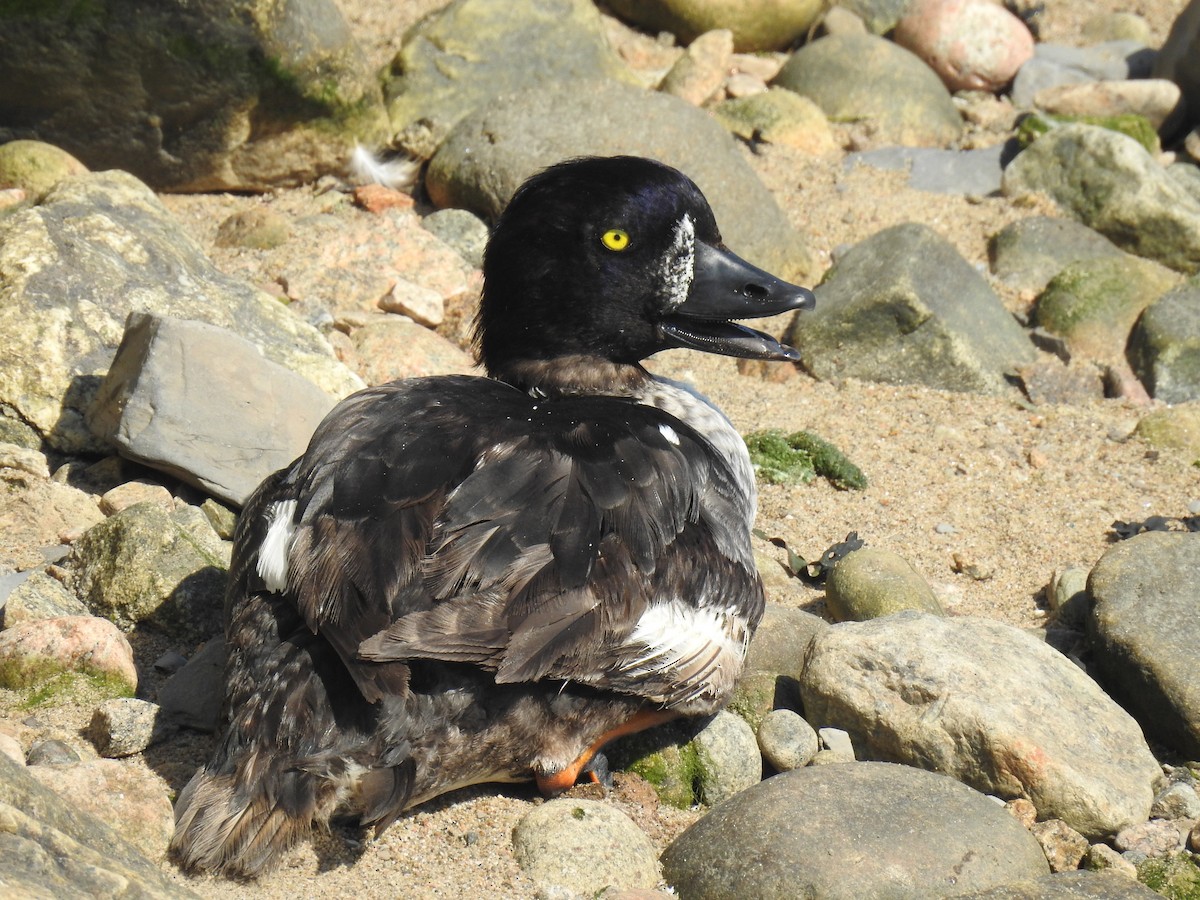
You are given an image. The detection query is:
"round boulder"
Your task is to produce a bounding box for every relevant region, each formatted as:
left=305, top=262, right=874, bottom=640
left=605, top=0, right=825, bottom=51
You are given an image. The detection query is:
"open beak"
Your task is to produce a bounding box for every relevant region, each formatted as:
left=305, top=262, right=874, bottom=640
left=659, top=241, right=816, bottom=361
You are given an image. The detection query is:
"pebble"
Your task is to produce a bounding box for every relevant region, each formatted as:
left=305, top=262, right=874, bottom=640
left=935, top=522, right=957, bottom=534
left=757, top=709, right=819, bottom=771
left=378, top=277, right=446, bottom=327
left=658, top=29, right=733, bottom=106
left=1031, top=818, right=1089, bottom=872
left=894, top=0, right=1034, bottom=93
left=1007, top=797, right=1038, bottom=828
left=421, top=208, right=489, bottom=269
left=88, top=697, right=171, bottom=757
left=98, top=480, right=174, bottom=515
left=1114, top=819, right=1183, bottom=857
left=1151, top=780, right=1200, bottom=819
left=692, top=709, right=761, bottom=805
left=26, top=738, right=81, bottom=766
left=818, top=727, right=856, bottom=761
left=0, top=729, right=23, bottom=765
left=1086, top=842, right=1140, bottom=879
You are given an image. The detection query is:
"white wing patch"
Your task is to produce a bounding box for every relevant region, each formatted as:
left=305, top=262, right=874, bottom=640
left=658, top=214, right=695, bottom=311
left=257, top=499, right=297, bottom=593
left=658, top=423, right=680, bottom=445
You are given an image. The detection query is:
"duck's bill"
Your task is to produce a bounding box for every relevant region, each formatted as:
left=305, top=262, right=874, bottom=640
left=661, top=241, right=815, bottom=360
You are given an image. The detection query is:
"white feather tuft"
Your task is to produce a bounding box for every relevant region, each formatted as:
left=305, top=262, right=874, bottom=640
left=257, top=500, right=297, bottom=594
left=349, top=144, right=421, bottom=191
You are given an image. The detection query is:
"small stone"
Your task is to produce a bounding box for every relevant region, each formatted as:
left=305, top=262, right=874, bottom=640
left=894, top=0, right=1034, bottom=93
left=26, top=738, right=81, bottom=766
left=693, top=710, right=761, bottom=805
left=0, top=442, right=50, bottom=478
left=152, top=649, right=188, bottom=675
left=935, top=522, right=957, bottom=534
left=200, top=498, right=237, bottom=540
left=378, top=277, right=445, bottom=327
left=352, top=184, right=415, bottom=214
left=158, top=636, right=226, bottom=732
left=99, top=480, right=174, bottom=515
left=824, top=547, right=944, bottom=621
left=757, top=709, right=820, bottom=771
left=1007, top=797, right=1038, bottom=829
left=1033, top=80, right=1181, bottom=131
left=88, top=698, right=171, bottom=758
left=0, top=570, right=89, bottom=629
left=1189, top=821, right=1200, bottom=852
left=724, top=72, right=767, bottom=98
left=213, top=207, right=292, bottom=250
left=1151, top=780, right=1200, bottom=819
left=1031, top=818, right=1089, bottom=872
left=1085, top=842, right=1139, bottom=878
left=1114, top=819, right=1182, bottom=857
left=818, top=727, right=856, bottom=761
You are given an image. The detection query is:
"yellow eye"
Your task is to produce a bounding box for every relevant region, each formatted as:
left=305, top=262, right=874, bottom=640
left=601, top=229, right=630, bottom=251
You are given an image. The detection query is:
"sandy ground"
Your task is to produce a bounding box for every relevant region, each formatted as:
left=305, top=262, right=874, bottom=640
left=2, top=1, right=1197, bottom=897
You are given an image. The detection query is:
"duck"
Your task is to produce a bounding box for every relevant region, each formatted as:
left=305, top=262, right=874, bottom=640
left=170, top=155, right=815, bottom=878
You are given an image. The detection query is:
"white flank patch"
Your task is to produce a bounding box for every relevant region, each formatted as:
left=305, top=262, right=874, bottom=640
left=257, top=499, right=297, bottom=593
left=658, top=214, right=695, bottom=310
left=658, top=423, right=680, bottom=445
left=626, top=600, right=743, bottom=675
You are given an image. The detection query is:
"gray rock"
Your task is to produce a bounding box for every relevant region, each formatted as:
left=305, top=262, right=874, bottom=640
left=421, top=208, right=489, bottom=269
left=988, top=216, right=1123, bottom=295
left=1087, top=531, right=1200, bottom=757
left=604, top=0, right=824, bottom=51
left=1031, top=819, right=1090, bottom=873
left=26, top=739, right=81, bottom=767
left=800, top=612, right=1161, bottom=838
left=1151, top=780, right=1200, bottom=819
left=0, top=752, right=197, bottom=898
left=158, top=636, right=227, bottom=733
left=0, top=170, right=361, bottom=455
left=1003, top=124, right=1200, bottom=274
left=786, top=223, right=1036, bottom=394
left=70, top=502, right=228, bottom=644
left=0, top=570, right=89, bottom=629
left=1153, top=0, right=1200, bottom=141
left=426, top=79, right=815, bottom=281
left=1128, top=284, right=1200, bottom=403
left=756, top=708, right=819, bottom=771
left=730, top=603, right=828, bottom=727
left=662, top=762, right=1050, bottom=899
left=774, top=34, right=962, bottom=148
left=88, top=697, right=171, bottom=758
left=511, top=798, right=659, bottom=895
left=847, top=142, right=1013, bottom=196
left=824, top=546, right=945, bottom=621
left=1012, top=41, right=1156, bottom=109
left=817, top=727, right=856, bottom=762
left=89, top=312, right=337, bottom=507
left=952, top=870, right=1163, bottom=898
left=0, top=0, right=387, bottom=191
left=692, top=710, right=761, bottom=805
left=835, top=0, right=911, bottom=34
left=384, top=0, right=631, bottom=151
left=1085, top=843, right=1141, bottom=879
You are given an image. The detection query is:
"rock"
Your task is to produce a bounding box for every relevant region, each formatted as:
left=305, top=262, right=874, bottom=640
left=786, top=223, right=1036, bottom=394
left=691, top=710, right=760, bottom=805
left=0, top=730, right=21, bottom=765
left=200, top=499, right=238, bottom=541
left=1033, top=80, right=1182, bottom=131
left=25, top=757, right=174, bottom=862
left=158, top=636, right=226, bottom=733
left=799, top=612, right=1162, bottom=838
left=847, top=143, right=1013, bottom=196
left=1128, top=284, right=1200, bottom=403
left=1083, top=13, right=1153, bottom=45
left=894, top=0, right=1034, bottom=93
left=711, top=88, right=839, bottom=156
left=987, top=216, right=1123, bottom=295
left=1087, top=531, right=1200, bottom=757
left=26, top=739, right=81, bottom=767
left=0, top=0, right=386, bottom=191
left=70, top=502, right=227, bottom=644
left=1032, top=819, right=1090, bottom=872
left=98, top=480, right=174, bottom=516
left=426, top=78, right=815, bottom=282
left=0, top=615, right=137, bottom=694
left=607, top=720, right=700, bottom=809
left=836, top=0, right=910, bottom=35
left=774, top=34, right=962, bottom=148
left=214, top=208, right=292, bottom=250
left=511, top=798, right=659, bottom=895
left=1014, top=358, right=1106, bottom=405
left=88, top=697, right=171, bottom=758
left=1033, top=256, right=1180, bottom=374
left=954, top=870, right=1164, bottom=897
left=0, top=469, right=104, bottom=571
left=0, top=170, right=360, bottom=455
left=1115, top=820, right=1183, bottom=858
left=1133, top=854, right=1200, bottom=897
left=823, top=546, right=944, bottom=621
left=756, top=708, right=819, bottom=771
left=1153, top=0, right=1200, bottom=141
left=350, top=318, right=477, bottom=386
left=0, top=570, right=89, bottom=629
left=1003, top=124, right=1200, bottom=274
left=604, top=0, right=824, bottom=51
left=1045, top=565, right=1091, bottom=631
left=0, top=140, right=87, bottom=201
left=1133, top=405, right=1200, bottom=460
left=0, top=753, right=197, bottom=898
left=817, top=727, right=856, bottom=762
left=384, top=0, right=631, bottom=150
left=1086, top=842, right=1141, bottom=879
left=1012, top=41, right=1156, bottom=110
left=1151, top=779, right=1200, bottom=819
left=662, top=762, right=1050, bottom=898
left=421, top=208, right=489, bottom=269
left=658, top=29, right=733, bottom=106
left=377, top=278, right=445, bottom=327
left=730, top=604, right=828, bottom=727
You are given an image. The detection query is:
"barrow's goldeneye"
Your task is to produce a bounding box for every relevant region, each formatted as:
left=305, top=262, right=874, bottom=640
left=171, top=155, right=815, bottom=877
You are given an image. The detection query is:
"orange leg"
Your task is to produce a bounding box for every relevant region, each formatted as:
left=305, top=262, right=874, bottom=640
left=535, top=707, right=679, bottom=795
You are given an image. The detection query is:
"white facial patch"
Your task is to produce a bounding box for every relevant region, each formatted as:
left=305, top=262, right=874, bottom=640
left=658, top=423, right=680, bottom=445
left=658, top=214, right=695, bottom=311
left=256, top=499, right=297, bottom=593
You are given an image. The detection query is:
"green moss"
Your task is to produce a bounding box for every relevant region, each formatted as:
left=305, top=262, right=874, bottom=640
left=1137, top=853, right=1200, bottom=899
left=745, top=429, right=867, bottom=490
left=16, top=670, right=133, bottom=709
left=1017, top=112, right=1160, bottom=154
left=609, top=724, right=702, bottom=809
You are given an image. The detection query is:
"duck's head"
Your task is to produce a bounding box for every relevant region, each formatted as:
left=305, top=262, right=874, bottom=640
left=476, top=156, right=815, bottom=393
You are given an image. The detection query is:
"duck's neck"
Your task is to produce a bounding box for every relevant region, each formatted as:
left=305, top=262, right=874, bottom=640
left=492, top=355, right=650, bottom=399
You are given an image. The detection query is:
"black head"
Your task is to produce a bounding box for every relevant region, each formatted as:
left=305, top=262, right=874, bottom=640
left=476, top=156, right=814, bottom=389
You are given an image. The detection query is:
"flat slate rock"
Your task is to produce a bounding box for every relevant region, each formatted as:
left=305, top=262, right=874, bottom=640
left=1087, top=531, right=1200, bottom=758
left=425, top=78, right=815, bottom=282
left=661, top=762, right=1049, bottom=899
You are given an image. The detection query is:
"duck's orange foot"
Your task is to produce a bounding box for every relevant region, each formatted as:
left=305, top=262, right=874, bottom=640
left=534, top=707, right=676, bottom=796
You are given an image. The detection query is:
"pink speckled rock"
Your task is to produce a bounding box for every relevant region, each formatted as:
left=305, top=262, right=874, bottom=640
left=895, top=0, right=1034, bottom=93
left=0, top=615, right=137, bottom=692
